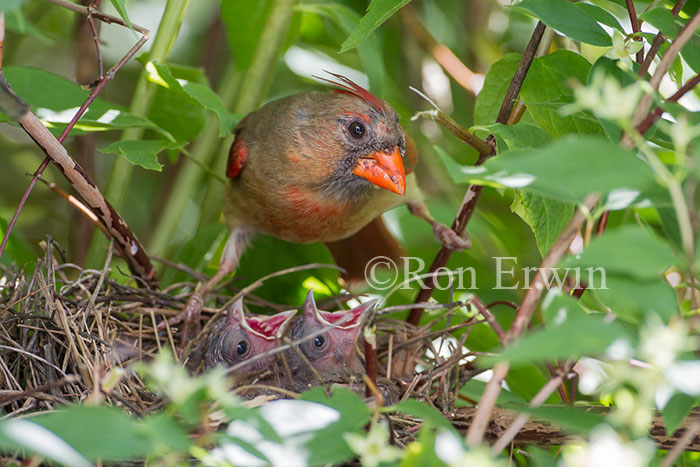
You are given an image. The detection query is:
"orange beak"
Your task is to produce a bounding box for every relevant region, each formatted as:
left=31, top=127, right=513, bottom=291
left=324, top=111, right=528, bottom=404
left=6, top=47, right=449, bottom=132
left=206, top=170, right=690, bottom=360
left=352, top=147, right=406, bottom=196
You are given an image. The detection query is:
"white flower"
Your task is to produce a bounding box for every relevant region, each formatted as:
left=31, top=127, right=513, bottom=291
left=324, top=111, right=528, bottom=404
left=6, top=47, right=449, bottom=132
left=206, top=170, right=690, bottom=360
left=605, top=31, right=643, bottom=63
left=561, top=425, right=654, bottom=467
left=344, top=421, right=402, bottom=467
left=566, top=71, right=644, bottom=123
left=639, top=318, right=696, bottom=371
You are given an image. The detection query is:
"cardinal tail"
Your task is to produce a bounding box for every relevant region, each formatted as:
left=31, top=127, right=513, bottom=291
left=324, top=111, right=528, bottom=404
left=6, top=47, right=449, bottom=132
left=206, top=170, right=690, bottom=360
left=325, top=217, right=404, bottom=285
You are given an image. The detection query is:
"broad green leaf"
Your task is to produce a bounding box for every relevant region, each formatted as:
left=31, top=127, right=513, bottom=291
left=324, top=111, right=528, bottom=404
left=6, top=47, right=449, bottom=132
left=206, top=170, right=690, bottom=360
left=0, top=217, right=35, bottom=267
left=101, top=140, right=183, bottom=171
left=438, top=136, right=657, bottom=205
left=575, top=3, right=624, bottom=31
left=511, top=192, right=574, bottom=257
left=146, top=62, right=241, bottom=137
left=514, top=0, right=611, bottom=46
left=639, top=7, right=677, bottom=39
left=26, top=406, right=189, bottom=461
left=109, top=0, right=134, bottom=32
left=521, top=51, right=603, bottom=137
left=299, top=388, right=370, bottom=465
left=299, top=3, right=386, bottom=93
left=340, top=0, right=412, bottom=52
left=474, top=54, right=521, bottom=125
left=662, top=393, right=698, bottom=435
left=471, top=122, right=553, bottom=151
left=1, top=67, right=170, bottom=138
left=560, top=225, right=677, bottom=281
left=472, top=122, right=572, bottom=257
left=487, top=314, right=631, bottom=367
left=591, top=274, right=677, bottom=322
left=0, top=419, right=91, bottom=467
left=0, top=0, right=26, bottom=13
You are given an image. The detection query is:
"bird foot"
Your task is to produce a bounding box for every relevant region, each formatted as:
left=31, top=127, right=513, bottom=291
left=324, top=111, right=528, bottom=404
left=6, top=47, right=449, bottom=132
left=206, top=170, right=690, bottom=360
left=159, top=292, right=204, bottom=346
left=433, top=223, right=471, bottom=250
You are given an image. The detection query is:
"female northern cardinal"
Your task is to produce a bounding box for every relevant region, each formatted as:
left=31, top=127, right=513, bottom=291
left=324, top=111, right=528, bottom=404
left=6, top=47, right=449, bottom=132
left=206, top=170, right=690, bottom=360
left=170, top=73, right=468, bottom=341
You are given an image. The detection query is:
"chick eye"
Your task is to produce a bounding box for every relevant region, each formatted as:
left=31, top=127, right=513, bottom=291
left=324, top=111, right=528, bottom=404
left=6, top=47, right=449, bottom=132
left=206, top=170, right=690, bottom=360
left=236, top=340, right=249, bottom=357
left=313, top=336, right=325, bottom=348
left=348, top=121, right=365, bottom=139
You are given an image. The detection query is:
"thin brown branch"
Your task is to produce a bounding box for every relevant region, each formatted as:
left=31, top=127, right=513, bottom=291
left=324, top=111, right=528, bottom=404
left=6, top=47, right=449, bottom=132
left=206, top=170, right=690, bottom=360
left=491, top=361, right=574, bottom=452
left=662, top=420, right=700, bottom=466
left=401, top=5, right=484, bottom=96
left=636, top=72, right=700, bottom=134
left=14, top=110, right=157, bottom=284
left=46, top=0, right=149, bottom=35
left=454, top=406, right=700, bottom=452
left=628, top=9, right=700, bottom=138
left=471, top=297, right=506, bottom=345
left=413, top=109, right=495, bottom=157
left=407, top=21, right=547, bottom=328
left=638, top=0, right=687, bottom=77
left=0, top=4, right=150, bottom=277
left=624, top=0, right=644, bottom=64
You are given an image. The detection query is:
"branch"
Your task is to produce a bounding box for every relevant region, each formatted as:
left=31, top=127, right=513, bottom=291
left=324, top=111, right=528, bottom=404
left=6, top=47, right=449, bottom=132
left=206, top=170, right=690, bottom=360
left=628, top=9, right=700, bottom=138
left=407, top=21, right=547, bottom=327
left=624, top=0, right=644, bottom=64
left=454, top=406, right=700, bottom=452
left=401, top=5, right=484, bottom=96
left=412, top=109, right=495, bottom=157
left=638, top=0, right=687, bottom=77
left=0, top=80, right=156, bottom=284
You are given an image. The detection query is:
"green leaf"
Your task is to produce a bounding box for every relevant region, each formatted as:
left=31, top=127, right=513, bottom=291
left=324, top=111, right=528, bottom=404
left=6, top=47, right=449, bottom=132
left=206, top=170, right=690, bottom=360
left=146, top=62, right=241, bottom=137
left=300, top=3, right=386, bottom=93
left=521, top=51, right=603, bottom=137
left=340, top=0, right=412, bottom=52
left=662, top=393, right=698, bottom=435
left=101, top=140, right=183, bottom=171
left=640, top=7, right=677, bottom=38
left=438, top=136, right=657, bottom=205
left=472, top=122, right=553, bottom=151
left=560, top=225, right=678, bottom=281
left=0, top=419, right=92, bottom=467
left=109, top=0, right=134, bottom=33
left=575, top=3, right=624, bottom=31
left=488, top=314, right=631, bottom=367
left=299, top=388, right=370, bottom=465
left=474, top=54, right=521, bottom=125
left=23, top=406, right=189, bottom=461
left=1, top=67, right=170, bottom=138
left=594, top=275, right=678, bottom=323
left=511, top=192, right=574, bottom=257
left=514, top=0, right=611, bottom=46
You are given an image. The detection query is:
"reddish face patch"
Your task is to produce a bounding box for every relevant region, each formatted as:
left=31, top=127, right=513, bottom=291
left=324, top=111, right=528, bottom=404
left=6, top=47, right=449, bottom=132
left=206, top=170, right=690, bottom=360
left=226, top=137, right=248, bottom=179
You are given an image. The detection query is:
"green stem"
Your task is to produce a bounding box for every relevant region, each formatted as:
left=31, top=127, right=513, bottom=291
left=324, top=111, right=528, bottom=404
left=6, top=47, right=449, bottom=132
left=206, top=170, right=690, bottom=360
left=87, top=0, right=190, bottom=267
left=104, top=0, right=191, bottom=209
left=147, top=0, right=296, bottom=259
left=147, top=63, right=238, bottom=257
left=628, top=127, right=694, bottom=258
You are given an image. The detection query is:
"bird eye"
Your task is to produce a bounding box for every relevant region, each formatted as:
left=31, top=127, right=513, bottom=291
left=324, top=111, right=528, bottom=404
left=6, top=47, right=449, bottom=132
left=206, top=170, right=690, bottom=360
left=313, top=335, right=325, bottom=348
left=348, top=121, right=365, bottom=139
left=236, top=340, right=249, bottom=357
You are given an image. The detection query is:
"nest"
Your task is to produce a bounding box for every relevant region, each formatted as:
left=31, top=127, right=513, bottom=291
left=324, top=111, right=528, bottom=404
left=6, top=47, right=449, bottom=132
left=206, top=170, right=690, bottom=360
left=0, top=238, right=478, bottom=438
